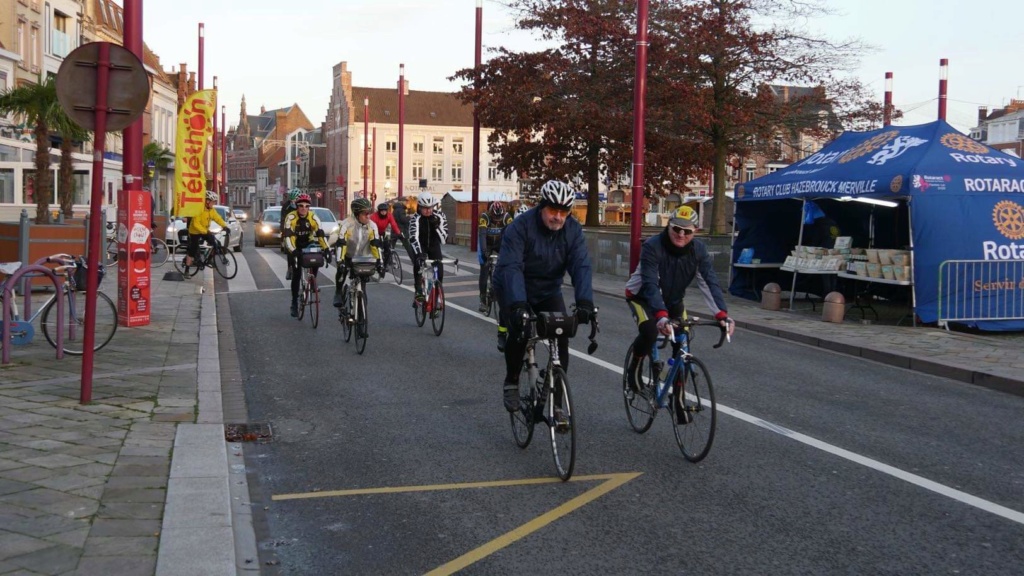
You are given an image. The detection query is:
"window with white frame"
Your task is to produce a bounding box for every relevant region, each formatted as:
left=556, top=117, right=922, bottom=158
left=412, top=136, right=424, bottom=153
left=452, top=138, right=464, bottom=154
left=431, top=160, right=444, bottom=182
left=432, top=137, right=444, bottom=154
left=385, top=160, right=396, bottom=180
left=745, top=166, right=755, bottom=182
left=385, top=137, right=397, bottom=153
left=412, top=160, right=424, bottom=179
left=488, top=163, right=498, bottom=181
left=451, top=161, right=463, bottom=183
left=0, top=169, right=14, bottom=203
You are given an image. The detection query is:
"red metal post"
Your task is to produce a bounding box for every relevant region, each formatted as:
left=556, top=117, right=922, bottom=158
left=198, top=23, right=204, bottom=90
left=471, top=0, right=482, bottom=246
left=938, top=58, right=948, bottom=121
left=628, top=0, right=650, bottom=273
left=372, top=125, right=377, bottom=203
left=363, top=98, right=369, bottom=199
left=398, top=63, right=405, bottom=198
left=81, top=42, right=113, bottom=404
left=884, top=72, right=893, bottom=127
left=212, top=76, right=218, bottom=196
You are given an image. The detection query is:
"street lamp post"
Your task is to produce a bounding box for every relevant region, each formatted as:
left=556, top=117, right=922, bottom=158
left=363, top=98, right=369, bottom=198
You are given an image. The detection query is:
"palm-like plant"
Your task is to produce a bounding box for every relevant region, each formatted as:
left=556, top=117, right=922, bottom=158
left=143, top=141, right=173, bottom=192
left=0, top=76, right=92, bottom=223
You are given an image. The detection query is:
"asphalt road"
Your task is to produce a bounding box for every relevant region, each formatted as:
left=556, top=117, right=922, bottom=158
left=220, top=223, right=1024, bottom=575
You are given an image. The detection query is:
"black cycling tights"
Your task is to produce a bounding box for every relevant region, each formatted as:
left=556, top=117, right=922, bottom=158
left=500, top=293, right=569, bottom=384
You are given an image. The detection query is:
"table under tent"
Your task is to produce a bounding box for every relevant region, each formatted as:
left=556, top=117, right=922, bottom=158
left=729, top=120, right=1024, bottom=331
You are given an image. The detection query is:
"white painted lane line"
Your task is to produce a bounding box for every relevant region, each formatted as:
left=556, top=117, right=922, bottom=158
left=226, top=251, right=257, bottom=292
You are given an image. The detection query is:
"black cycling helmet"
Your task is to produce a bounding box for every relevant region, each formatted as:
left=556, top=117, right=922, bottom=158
left=377, top=203, right=389, bottom=212
left=351, top=197, right=372, bottom=215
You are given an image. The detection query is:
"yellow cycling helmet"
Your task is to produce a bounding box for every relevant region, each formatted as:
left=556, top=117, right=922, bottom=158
left=669, top=205, right=699, bottom=229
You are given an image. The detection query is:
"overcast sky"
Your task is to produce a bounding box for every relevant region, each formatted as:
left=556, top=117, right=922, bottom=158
left=140, top=0, right=1023, bottom=134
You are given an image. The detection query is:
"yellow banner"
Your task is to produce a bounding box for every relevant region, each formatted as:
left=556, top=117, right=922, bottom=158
left=174, top=89, right=216, bottom=217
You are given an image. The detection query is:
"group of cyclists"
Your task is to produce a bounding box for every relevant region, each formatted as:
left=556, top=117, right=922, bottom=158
left=274, top=180, right=735, bottom=415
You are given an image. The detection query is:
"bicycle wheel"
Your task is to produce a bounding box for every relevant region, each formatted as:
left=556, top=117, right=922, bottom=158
left=484, top=273, right=495, bottom=318
left=355, top=288, right=368, bottom=354
left=308, top=276, right=319, bottom=329
left=547, top=367, right=576, bottom=481
left=213, top=249, right=237, bottom=280
left=297, top=274, right=307, bottom=321
left=389, top=253, right=403, bottom=285
left=104, top=239, right=118, bottom=266
left=430, top=282, right=445, bottom=336
left=150, top=238, right=169, bottom=268
left=510, top=359, right=535, bottom=448
left=671, top=356, right=716, bottom=462
left=414, top=278, right=427, bottom=327
left=623, top=345, right=656, bottom=434
left=340, top=284, right=352, bottom=342
left=42, top=291, right=118, bottom=355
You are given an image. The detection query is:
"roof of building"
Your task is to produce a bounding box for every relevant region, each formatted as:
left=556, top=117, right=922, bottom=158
left=350, top=87, right=474, bottom=127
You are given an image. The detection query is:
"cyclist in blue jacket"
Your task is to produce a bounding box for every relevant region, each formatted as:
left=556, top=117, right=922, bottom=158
left=493, top=180, right=595, bottom=412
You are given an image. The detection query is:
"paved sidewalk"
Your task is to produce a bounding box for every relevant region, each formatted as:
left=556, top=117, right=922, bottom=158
left=1, top=242, right=1022, bottom=575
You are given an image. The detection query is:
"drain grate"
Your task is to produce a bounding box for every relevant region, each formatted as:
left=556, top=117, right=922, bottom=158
left=225, top=422, right=274, bottom=443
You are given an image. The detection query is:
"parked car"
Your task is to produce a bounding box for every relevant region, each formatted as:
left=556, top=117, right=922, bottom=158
left=164, top=205, right=243, bottom=252
left=255, top=207, right=282, bottom=247
left=255, top=206, right=340, bottom=247
left=233, top=208, right=248, bottom=222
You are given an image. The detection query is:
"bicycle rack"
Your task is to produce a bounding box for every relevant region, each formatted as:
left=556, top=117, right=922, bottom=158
left=2, top=263, right=64, bottom=365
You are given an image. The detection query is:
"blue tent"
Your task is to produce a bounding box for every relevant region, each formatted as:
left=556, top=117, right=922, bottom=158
left=732, top=120, right=1024, bottom=330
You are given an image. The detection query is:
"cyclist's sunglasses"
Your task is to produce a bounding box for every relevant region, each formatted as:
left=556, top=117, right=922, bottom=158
left=670, top=225, right=695, bottom=236
left=546, top=206, right=571, bottom=216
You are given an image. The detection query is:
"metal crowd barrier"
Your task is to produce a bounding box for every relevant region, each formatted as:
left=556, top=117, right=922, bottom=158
left=937, top=259, right=1024, bottom=328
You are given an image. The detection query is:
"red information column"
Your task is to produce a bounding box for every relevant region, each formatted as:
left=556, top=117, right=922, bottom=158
left=116, top=189, right=152, bottom=327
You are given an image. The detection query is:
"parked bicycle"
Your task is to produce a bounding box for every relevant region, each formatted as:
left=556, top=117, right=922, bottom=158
left=413, top=258, right=458, bottom=336
left=104, top=235, right=169, bottom=268
left=172, top=233, right=237, bottom=280
left=1, top=254, right=117, bottom=355
left=296, top=246, right=327, bottom=329
left=338, top=257, right=378, bottom=354
left=622, top=316, right=729, bottom=462
left=510, top=306, right=600, bottom=481
left=481, top=253, right=498, bottom=317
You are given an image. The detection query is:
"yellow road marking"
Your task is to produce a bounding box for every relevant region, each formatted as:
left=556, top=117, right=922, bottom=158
left=272, top=473, right=642, bottom=575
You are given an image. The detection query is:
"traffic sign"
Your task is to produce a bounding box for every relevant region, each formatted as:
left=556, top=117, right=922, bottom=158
left=55, top=42, right=149, bottom=132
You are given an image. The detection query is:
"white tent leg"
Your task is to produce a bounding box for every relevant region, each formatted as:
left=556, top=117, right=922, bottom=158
left=788, top=199, right=807, bottom=310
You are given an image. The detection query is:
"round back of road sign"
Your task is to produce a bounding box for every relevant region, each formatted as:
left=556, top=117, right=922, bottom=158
left=56, top=42, right=149, bottom=132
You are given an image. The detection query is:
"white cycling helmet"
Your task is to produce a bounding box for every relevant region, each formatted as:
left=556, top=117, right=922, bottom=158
left=417, top=191, right=436, bottom=208
left=539, top=180, right=574, bottom=209
left=205, top=190, right=218, bottom=202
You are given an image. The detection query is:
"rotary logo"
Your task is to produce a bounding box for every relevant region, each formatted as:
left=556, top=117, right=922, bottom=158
left=993, top=200, right=1024, bottom=240
left=890, top=175, right=903, bottom=193
left=838, top=131, right=899, bottom=164
left=941, top=133, right=988, bottom=154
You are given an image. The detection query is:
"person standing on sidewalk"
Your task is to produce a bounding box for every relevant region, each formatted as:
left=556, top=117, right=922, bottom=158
left=622, top=205, right=733, bottom=420
left=493, top=180, right=595, bottom=412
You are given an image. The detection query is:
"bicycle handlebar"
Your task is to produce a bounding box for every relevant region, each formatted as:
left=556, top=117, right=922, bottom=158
left=662, top=317, right=732, bottom=349
left=518, top=305, right=600, bottom=355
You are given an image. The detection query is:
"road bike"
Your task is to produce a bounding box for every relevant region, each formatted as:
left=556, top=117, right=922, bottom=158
left=172, top=234, right=237, bottom=280
left=481, top=253, right=498, bottom=317
left=296, top=246, right=326, bottom=329
left=382, top=230, right=403, bottom=285
left=339, top=257, right=378, bottom=354
left=413, top=257, right=458, bottom=336
left=104, top=235, right=169, bottom=268
left=622, top=316, right=729, bottom=462
left=510, top=306, right=600, bottom=481
left=1, top=254, right=117, bottom=355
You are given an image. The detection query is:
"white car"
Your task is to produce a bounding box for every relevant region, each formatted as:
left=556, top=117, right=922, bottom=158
left=311, top=207, right=341, bottom=246
left=165, top=205, right=243, bottom=252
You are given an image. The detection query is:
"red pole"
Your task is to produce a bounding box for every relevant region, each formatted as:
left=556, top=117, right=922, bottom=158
left=363, top=98, right=369, bottom=199
left=884, top=72, right=893, bottom=127
left=212, top=76, right=218, bottom=197
left=471, top=0, right=482, bottom=246
left=198, top=23, right=204, bottom=90
left=628, top=0, right=649, bottom=273
left=938, top=58, right=948, bottom=121
left=372, top=125, right=377, bottom=203
left=221, top=105, right=227, bottom=205
left=398, top=63, right=405, bottom=198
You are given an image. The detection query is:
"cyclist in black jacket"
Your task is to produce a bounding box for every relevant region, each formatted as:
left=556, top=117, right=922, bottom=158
left=280, top=189, right=299, bottom=280
left=409, top=192, right=448, bottom=301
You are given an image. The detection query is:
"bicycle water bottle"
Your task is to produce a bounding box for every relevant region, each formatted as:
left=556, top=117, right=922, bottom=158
left=659, top=358, right=674, bottom=382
